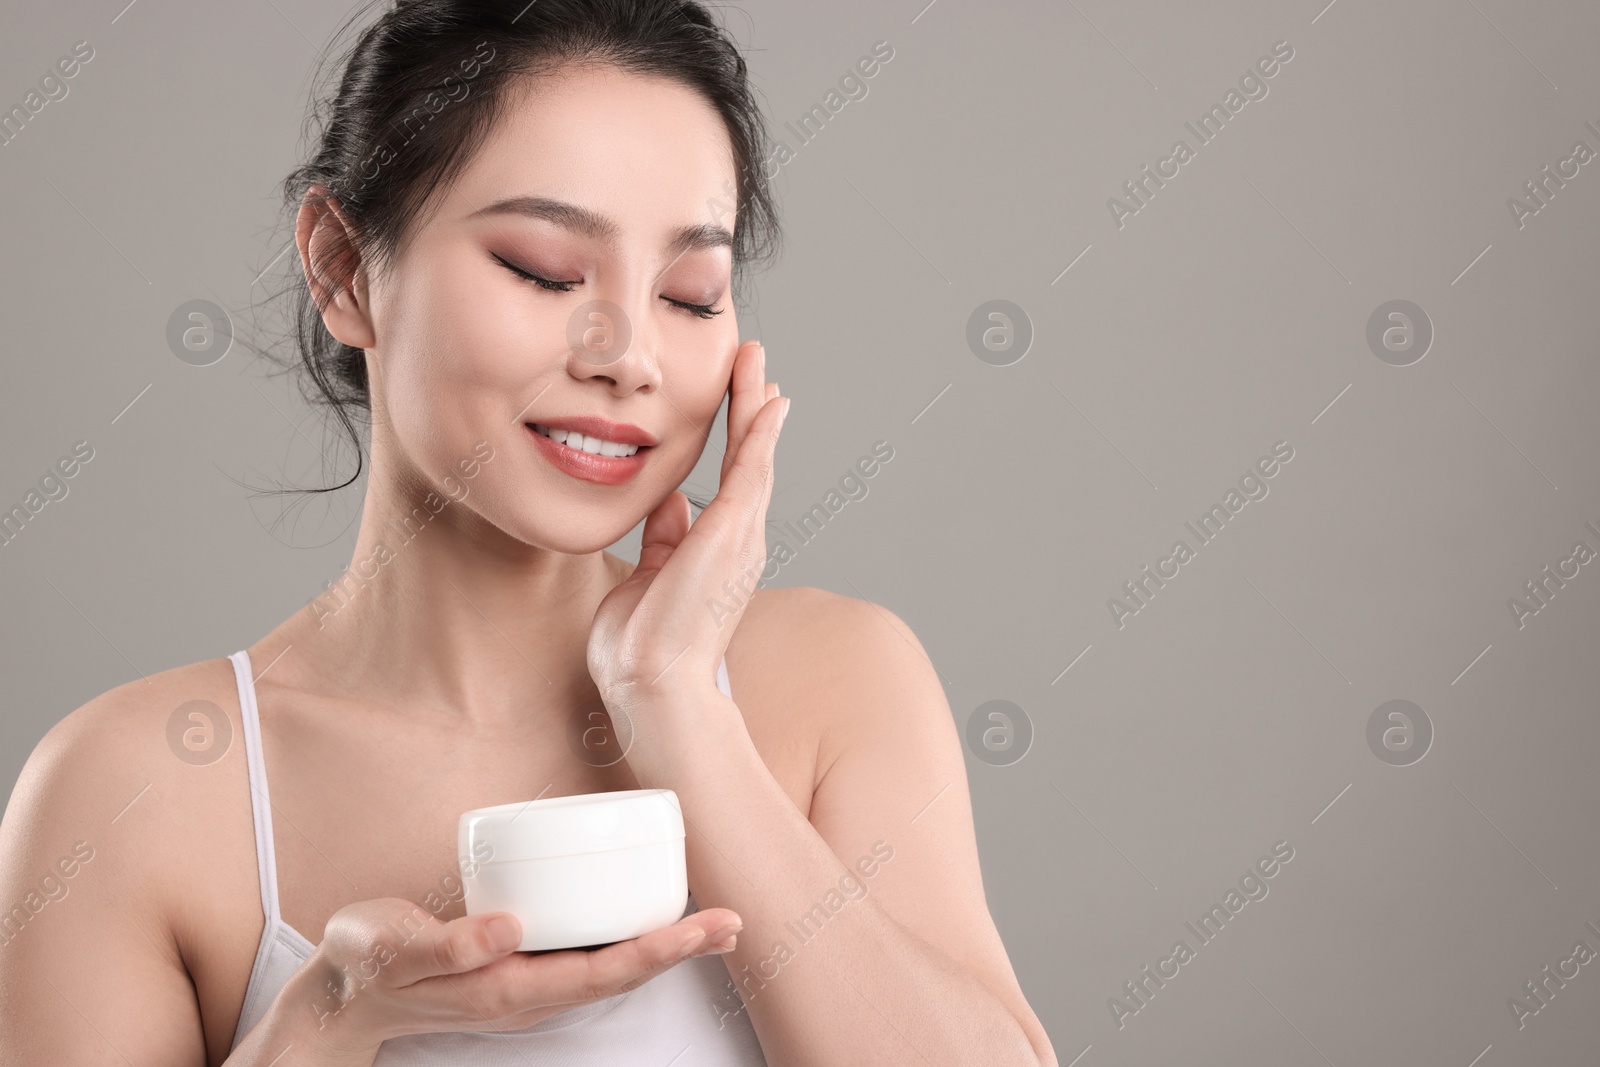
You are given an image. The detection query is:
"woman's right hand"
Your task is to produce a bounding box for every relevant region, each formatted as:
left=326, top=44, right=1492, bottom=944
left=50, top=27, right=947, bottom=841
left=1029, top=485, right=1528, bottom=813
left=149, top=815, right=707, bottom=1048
left=277, top=896, right=742, bottom=1057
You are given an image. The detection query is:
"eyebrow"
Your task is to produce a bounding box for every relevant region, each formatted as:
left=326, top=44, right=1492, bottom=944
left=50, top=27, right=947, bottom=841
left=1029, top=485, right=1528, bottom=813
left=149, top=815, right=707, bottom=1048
left=475, top=195, right=734, bottom=259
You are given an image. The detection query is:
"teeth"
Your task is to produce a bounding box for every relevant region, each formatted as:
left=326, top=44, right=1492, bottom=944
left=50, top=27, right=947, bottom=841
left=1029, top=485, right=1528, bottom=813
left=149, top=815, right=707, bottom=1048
left=532, top=424, right=640, bottom=458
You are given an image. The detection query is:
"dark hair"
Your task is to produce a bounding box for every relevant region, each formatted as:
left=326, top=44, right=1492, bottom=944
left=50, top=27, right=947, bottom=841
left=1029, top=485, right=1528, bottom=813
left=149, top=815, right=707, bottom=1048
left=252, top=0, right=781, bottom=507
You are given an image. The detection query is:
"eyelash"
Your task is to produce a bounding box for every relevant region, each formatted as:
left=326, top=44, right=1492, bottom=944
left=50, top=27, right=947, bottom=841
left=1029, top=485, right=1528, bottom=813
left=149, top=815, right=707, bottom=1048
left=494, top=254, right=724, bottom=320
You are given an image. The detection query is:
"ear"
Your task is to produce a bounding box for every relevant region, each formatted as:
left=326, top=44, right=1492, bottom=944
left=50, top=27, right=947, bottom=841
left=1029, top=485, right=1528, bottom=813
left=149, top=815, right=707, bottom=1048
left=295, top=184, right=376, bottom=350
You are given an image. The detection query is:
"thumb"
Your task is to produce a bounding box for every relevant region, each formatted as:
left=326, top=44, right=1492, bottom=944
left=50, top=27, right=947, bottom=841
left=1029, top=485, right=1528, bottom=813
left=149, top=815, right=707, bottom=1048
left=635, top=489, right=691, bottom=579
left=400, top=911, right=525, bottom=984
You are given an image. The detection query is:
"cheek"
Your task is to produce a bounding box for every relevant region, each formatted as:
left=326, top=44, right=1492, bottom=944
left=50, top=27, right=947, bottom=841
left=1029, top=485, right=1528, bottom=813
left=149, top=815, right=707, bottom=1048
left=377, top=257, right=555, bottom=471
left=672, top=333, right=738, bottom=426
left=639, top=347, right=731, bottom=484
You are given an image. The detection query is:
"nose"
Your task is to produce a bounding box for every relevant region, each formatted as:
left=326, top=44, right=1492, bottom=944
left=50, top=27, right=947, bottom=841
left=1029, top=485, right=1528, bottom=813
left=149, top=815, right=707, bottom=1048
left=564, top=293, right=662, bottom=394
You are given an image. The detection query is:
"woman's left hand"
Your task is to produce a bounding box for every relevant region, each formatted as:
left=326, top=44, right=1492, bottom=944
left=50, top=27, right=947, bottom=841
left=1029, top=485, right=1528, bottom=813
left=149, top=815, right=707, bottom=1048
left=586, top=339, right=788, bottom=717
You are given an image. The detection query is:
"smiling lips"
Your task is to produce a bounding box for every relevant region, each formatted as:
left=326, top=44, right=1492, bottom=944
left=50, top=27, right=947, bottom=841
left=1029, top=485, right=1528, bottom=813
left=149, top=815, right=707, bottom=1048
left=525, top=416, right=655, bottom=485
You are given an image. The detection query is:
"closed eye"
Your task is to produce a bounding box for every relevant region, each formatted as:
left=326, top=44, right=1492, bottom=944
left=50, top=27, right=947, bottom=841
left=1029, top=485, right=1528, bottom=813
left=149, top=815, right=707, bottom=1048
left=493, top=254, right=724, bottom=320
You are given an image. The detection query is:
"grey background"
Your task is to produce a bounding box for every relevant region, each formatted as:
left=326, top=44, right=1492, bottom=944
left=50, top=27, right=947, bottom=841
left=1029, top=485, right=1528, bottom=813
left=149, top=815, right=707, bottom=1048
left=3, top=0, right=1598, bottom=1063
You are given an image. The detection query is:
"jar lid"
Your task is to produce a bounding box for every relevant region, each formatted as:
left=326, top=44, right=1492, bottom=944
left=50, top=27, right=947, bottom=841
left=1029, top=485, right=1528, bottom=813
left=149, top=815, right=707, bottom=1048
left=459, top=788, right=684, bottom=864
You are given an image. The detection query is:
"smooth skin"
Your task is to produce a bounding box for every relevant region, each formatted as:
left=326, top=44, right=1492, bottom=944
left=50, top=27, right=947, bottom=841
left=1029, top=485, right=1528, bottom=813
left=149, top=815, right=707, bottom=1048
left=0, top=64, right=1056, bottom=1066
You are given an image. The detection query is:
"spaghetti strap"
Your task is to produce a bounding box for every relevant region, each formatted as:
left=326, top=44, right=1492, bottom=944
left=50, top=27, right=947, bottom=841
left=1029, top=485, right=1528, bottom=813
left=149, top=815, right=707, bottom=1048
left=228, top=650, right=283, bottom=932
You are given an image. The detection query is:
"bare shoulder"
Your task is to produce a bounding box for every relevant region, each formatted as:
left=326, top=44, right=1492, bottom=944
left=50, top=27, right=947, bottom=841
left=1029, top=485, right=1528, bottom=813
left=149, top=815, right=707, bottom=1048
left=8, top=655, right=240, bottom=816
left=0, top=655, right=246, bottom=1064
left=726, top=584, right=872, bottom=712
left=733, top=584, right=930, bottom=683
left=1, top=655, right=245, bottom=923
left=728, top=585, right=945, bottom=793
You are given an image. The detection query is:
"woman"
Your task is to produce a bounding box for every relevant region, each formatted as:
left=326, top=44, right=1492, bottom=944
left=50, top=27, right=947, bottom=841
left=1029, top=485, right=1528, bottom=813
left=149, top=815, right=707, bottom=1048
left=0, top=1, right=1056, bottom=1063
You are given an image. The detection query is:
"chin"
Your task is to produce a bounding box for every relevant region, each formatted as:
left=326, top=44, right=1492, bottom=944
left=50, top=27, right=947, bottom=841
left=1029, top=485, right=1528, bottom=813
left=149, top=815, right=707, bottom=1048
left=491, top=504, right=643, bottom=557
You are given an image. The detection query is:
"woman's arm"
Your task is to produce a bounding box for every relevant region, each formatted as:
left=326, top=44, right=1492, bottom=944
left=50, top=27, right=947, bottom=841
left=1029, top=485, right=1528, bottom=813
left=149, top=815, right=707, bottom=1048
left=0, top=692, right=216, bottom=1066
left=626, top=587, right=1057, bottom=1067
left=0, top=684, right=396, bottom=1067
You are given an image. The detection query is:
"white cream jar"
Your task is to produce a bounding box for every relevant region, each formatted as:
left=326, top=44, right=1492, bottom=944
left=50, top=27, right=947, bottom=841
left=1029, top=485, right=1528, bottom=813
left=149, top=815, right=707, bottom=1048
left=458, top=788, right=688, bottom=952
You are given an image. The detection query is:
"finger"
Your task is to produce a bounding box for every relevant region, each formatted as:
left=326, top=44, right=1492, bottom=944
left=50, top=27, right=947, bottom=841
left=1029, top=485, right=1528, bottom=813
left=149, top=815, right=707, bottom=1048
left=710, top=391, right=788, bottom=520
left=722, top=341, right=766, bottom=484
left=720, top=341, right=756, bottom=483
left=634, top=489, right=691, bottom=581
left=395, top=911, right=524, bottom=985
left=605, top=920, right=742, bottom=996
left=522, top=909, right=743, bottom=1005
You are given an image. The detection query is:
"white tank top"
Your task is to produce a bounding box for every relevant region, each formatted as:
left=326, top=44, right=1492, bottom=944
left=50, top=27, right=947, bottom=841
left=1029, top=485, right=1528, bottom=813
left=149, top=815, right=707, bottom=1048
left=225, top=649, right=767, bottom=1064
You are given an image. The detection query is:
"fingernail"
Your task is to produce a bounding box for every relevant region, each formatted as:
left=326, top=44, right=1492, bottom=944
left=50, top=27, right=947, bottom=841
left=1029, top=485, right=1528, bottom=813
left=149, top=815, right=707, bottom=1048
left=704, top=934, right=737, bottom=954
left=779, top=397, right=791, bottom=426
left=707, top=923, right=742, bottom=944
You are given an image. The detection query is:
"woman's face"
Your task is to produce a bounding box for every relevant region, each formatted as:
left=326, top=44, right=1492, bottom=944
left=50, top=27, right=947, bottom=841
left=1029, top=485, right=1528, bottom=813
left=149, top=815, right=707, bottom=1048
left=362, top=65, right=740, bottom=554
